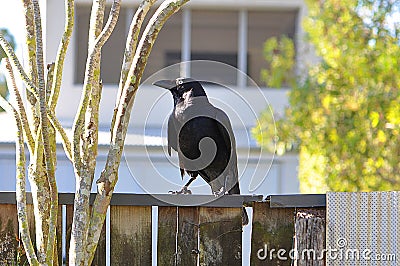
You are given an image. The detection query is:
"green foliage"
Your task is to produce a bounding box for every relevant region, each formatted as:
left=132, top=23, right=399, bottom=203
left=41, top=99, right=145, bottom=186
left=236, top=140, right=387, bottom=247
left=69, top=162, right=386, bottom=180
left=253, top=0, right=400, bottom=192
left=251, top=107, right=298, bottom=156
left=253, top=35, right=299, bottom=156
left=260, top=36, right=296, bottom=88
left=0, top=28, right=16, bottom=112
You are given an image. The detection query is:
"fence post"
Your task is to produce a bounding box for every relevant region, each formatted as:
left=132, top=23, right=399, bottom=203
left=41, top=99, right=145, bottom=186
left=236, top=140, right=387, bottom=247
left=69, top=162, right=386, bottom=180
left=158, top=206, right=178, bottom=265
left=199, top=207, right=242, bottom=266
left=0, top=192, right=328, bottom=266
left=177, top=207, right=199, bottom=265
left=110, top=206, right=152, bottom=265
left=158, top=206, right=200, bottom=265
left=294, top=208, right=326, bottom=266
left=250, top=202, right=295, bottom=265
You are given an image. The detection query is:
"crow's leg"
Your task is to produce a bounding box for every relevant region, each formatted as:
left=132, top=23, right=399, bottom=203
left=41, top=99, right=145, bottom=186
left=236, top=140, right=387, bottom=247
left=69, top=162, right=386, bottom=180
left=213, top=175, right=232, bottom=197
left=169, top=172, right=197, bottom=194
left=184, top=175, right=197, bottom=187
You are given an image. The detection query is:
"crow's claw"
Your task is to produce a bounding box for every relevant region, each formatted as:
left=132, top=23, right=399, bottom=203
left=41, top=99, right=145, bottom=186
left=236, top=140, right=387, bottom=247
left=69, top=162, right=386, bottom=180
left=213, top=187, right=227, bottom=197
left=169, top=186, right=192, bottom=195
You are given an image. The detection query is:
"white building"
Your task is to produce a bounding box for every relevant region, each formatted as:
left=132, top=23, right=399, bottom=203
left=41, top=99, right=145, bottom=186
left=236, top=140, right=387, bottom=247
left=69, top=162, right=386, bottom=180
left=0, top=0, right=310, bottom=196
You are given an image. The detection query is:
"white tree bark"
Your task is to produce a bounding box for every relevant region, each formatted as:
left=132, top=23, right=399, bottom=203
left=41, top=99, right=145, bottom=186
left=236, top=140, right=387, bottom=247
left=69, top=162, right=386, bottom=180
left=0, top=0, right=190, bottom=264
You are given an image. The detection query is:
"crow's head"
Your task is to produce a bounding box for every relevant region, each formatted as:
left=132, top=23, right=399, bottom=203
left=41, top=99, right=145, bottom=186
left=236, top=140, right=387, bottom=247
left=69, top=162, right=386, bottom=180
left=153, top=77, right=207, bottom=104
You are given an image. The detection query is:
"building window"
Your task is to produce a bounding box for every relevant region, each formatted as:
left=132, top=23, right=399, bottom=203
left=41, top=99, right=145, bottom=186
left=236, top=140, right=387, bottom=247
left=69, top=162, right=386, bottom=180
left=190, top=10, right=238, bottom=85
left=74, top=5, right=298, bottom=87
left=247, top=10, right=297, bottom=86
left=142, top=9, right=182, bottom=81
left=75, top=5, right=127, bottom=84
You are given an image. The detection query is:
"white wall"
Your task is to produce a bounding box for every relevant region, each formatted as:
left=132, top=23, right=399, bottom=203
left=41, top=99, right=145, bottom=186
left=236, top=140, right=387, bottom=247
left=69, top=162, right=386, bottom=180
left=0, top=144, right=298, bottom=195
left=44, top=0, right=305, bottom=128
left=1, top=0, right=303, bottom=196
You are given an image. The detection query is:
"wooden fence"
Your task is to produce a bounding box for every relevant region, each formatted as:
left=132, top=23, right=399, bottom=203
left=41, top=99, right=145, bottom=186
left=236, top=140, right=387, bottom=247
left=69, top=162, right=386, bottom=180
left=0, top=193, right=326, bottom=265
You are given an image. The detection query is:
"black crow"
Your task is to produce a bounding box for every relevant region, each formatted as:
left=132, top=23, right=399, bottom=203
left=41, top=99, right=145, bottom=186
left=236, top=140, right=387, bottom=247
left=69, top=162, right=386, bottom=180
left=153, top=77, right=248, bottom=225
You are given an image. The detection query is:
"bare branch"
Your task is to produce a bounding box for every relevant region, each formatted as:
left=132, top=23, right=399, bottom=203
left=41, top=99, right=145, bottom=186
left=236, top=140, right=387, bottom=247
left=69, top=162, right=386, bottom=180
left=94, top=2, right=121, bottom=48
left=46, top=63, right=55, bottom=104
left=22, top=2, right=51, bottom=261
left=113, top=0, right=157, bottom=125
left=0, top=96, right=39, bottom=266
left=32, top=1, right=58, bottom=264
left=69, top=1, right=121, bottom=264
left=0, top=33, right=38, bottom=98
left=22, top=0, right=40, bottom=135
left=46, top=64, right=58, bottom=179
left=47, top=111, right=73, bottom=161
left=14, top=115, right=39, bottom=266
left=68, top=2, right=107, bottom=263
left=32, top=126, right=44, bottom=175
left=1, top=60, right=44, bottom=264
left=83, top=80, right=102, bottom=171
left=48, top=0, right=74, bottom=111
left=72, top=0, right=121, bottom=170
left=22, top=0, right=38, bottom=86
left=81, top=0, right=106, bottom=162
left=88, top=0, right=106, bottom=49
left=119, top=0, right=157, bottom=87
left=3, top=58, right=35, bottom=153
left=0, top=95, right=15, bottom=115
left=86, top=1, right=189, bottom=263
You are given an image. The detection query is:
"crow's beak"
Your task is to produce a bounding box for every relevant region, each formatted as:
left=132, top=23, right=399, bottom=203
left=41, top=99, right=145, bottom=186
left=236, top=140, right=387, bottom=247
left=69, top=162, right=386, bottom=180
left=152, top=79, right=176, bottom=90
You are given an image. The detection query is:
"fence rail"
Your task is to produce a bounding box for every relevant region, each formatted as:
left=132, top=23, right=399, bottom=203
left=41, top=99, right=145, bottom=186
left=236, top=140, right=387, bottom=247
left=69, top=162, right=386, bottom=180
left=0, top=193, right=326, bottom=265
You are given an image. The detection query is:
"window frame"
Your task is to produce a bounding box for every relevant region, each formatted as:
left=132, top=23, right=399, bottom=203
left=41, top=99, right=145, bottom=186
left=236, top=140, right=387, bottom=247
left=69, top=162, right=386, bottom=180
left=73, top=4, right=300, bottom=88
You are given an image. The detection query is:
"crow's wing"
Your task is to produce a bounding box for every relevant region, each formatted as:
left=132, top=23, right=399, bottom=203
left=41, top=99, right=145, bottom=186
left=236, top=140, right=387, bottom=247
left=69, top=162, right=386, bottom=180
left=214, top=107, right=239, bottom=194
left=214, top=108, right=236, bottom=153
left=167, top=113, right=178, bottom=156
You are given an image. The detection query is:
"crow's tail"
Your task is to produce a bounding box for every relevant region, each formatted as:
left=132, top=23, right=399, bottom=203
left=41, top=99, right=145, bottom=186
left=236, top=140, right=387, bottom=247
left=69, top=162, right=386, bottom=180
left=242, top=207, right=249, bottom=226
left=228, top=182, right=240, bottom=194
left=227, top=183, right=249, bottom=226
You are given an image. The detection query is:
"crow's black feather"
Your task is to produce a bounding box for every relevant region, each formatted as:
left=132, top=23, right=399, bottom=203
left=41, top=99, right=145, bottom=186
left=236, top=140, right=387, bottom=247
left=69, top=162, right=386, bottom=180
left=154, top=77, right=248, bottom=225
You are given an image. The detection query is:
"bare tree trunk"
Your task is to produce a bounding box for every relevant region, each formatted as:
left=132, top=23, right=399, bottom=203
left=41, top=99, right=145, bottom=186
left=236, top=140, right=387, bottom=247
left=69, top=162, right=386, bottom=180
left=87, top=0, right=189, bottom=262
left=0, top=59, right=38, bottom=265
left=21, top=1, right=52, bottom=263
left=0, top=0, right=189, bottom=264
left=69, top=1, right=115, bottom=264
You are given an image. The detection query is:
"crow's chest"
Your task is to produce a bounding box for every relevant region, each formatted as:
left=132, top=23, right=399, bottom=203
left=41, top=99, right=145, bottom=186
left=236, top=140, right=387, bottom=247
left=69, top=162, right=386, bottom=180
left=174, top=104, right=222, bottom=149
left=177, top=116, right=217, bottom=141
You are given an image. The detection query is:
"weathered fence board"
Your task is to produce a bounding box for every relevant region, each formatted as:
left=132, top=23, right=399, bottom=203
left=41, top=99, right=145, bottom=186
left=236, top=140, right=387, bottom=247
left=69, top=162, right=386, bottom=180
left=250, top=202, right=295, bottom=266
left=0, top=204, right=18, bottom=265
left=65, top=204, right=106, bottom=266
left=158, top=206, right=200, bottom=265
left=0, top=204, right=60, bottom=265
left=56, top=205, right=63, bottom=265
left=110, top=205, right=152, bottom=266
left=158, top=206, right=177, bottom=265
left=199, top=207, right=242, bottom=266
left=0, top=193, right=329, bottom=266
left=177, top=207, right=200, bottom=265
left=66, top=204, right=73, bottom=265
left=294, top=208, right=326, bottom=266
